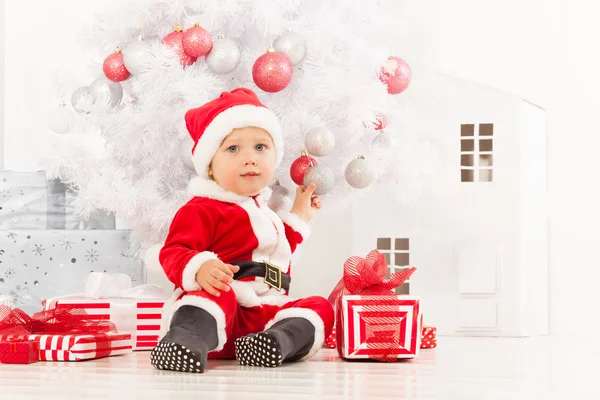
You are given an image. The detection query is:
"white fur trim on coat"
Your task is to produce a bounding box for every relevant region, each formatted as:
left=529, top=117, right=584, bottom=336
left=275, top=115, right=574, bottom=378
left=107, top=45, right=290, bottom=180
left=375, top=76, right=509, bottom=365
left=191, top=104, right=283, bottom=178
left=181, top=251, right=219, bottom=292
left=187, top=176, right=272, bottom=204
left=168, top=295, right=229, bottom=352
left=264, top=307, right=326, bottom=361
left=277, top=210, right=311, bottom=239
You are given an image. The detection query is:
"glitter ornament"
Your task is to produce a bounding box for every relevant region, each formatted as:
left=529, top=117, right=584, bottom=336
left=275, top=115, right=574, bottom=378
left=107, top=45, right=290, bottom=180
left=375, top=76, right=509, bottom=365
left=305, top=126, right=335, bottom=157
left=290, top=151, right=317, bottom=185
left=103, top=47, right=131, bottom=82
left=123, top=36, right=151, bottom=75
left=47, top=102, right=73, bottom=134
left=304, top=164, right=335, bottom=195
left=90, top=76, right=123, bottom=108
left=162, top=25, right=197, bottom=67
left=252, top=47, right=293, bottom=93
left=379, top=56, right=412, bottom=95
left=273, top=31, right=307, bottom=66
left=205, top=38, right=241, bottom=74
left=71, top=86, right=95, bottom=114
left=182, top=23, right=213, bottom=58
left=267, top=180, right=291, bottom=212
left=345, top=156, right=375, bottom=189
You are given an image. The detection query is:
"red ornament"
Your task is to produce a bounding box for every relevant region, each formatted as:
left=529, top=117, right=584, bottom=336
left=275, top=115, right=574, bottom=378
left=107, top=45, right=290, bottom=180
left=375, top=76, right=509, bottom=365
left=290, top=152, right=317, bottom=185
left=379, top=56, right=412, bottom=95
left=252, top=47, right=293, bottom=93
left=162, top=25, right=197, bottom=67
left=182, top=23, right=213, bottom=58
left=103, top=47, right=130, bottom=82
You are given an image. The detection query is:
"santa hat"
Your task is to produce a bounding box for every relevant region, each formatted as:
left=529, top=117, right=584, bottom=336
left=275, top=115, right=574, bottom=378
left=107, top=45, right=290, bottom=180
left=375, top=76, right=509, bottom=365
left=185, top=88, right=283, bottom=179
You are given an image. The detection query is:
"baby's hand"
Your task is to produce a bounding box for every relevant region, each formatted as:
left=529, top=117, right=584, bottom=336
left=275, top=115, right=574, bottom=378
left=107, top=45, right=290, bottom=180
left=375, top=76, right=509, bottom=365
left=290, top=182, right=321, bottom=222
left=195, top=259, right=240, bottom=297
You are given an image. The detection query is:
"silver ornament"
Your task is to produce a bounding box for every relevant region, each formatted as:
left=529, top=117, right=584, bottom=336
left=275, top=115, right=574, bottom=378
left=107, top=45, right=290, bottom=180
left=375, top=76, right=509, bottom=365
left=268, top=181, right=291, bottom=211
left=47, top=102, right=73, bottom=134
left=304, top=165, right=335, bottom=195
left=90, top=76, right=123, bottom=107
left=373, top=131, right=396, bottom=148
left=123, top=38, right=151, bottom=75
left=71, top=86, right=95, bottom=114
left=206, top=38, right=241, bottom=74
left=273, top=31, right=307, bottom=66
left=345, top=156, right=375, bottom=189
left=305, top=126, right=335, bottom=157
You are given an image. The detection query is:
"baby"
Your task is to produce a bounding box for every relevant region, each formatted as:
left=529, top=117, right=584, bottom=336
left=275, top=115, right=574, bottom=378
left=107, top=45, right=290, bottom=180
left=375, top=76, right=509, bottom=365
left=152, top=88, right=334, bottom=373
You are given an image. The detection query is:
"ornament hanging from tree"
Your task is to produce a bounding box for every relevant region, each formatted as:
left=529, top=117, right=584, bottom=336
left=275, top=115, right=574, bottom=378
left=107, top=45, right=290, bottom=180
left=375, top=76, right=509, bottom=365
left=252, top=46, right=293, bottom=93
left=162, top=25, right=197, bottom=67
left=345, top=156, right=375, bottom=189
left=47, top=102, right=73, bottom=134
left=273, top=31, right=307, bottom=66
left=182, top=23, right=213, bottom=58
left=205, top=38, right=241, bottom=74
left=373, top=131, right=395, bottom=148
left=290, top=151, right=317, bottom=186
left=90, top=76, right=123, bottom=108
left=123, top=34, right=151, bottom=75
left=103, top=47, right=131, bottom=82
left=305, top=126, right=335, bottom=157
left=379, top=56, right=412, bottom=95
left=71, top=86, right=95, bottom=114
left=304, top=164, right=335, bottom=195
left=267, top=179, right=291, bottom=212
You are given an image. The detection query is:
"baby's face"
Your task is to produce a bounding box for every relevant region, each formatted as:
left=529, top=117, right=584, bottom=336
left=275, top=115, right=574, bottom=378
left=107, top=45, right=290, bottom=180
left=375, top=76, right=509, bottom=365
left=209, top=127, right=276, bottom=196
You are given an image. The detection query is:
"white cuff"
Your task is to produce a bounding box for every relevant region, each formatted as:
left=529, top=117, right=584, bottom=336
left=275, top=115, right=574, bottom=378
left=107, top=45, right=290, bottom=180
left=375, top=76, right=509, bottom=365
left=181, top=251, right=219, bottom=291
left=278, top=210, right=311, bottom=239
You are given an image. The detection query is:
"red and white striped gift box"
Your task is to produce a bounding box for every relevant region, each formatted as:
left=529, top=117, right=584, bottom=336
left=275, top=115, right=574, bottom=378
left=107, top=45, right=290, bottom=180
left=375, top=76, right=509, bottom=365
left=337, top=295, right=422, bottom=360
left=43, top=296, right=165, bottom=351
left=26, top=332, right=132, bottom=361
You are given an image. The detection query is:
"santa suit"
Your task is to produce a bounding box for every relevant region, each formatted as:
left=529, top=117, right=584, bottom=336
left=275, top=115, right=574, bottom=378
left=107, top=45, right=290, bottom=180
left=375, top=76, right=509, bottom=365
left=159, top=176, right=334, bottom=360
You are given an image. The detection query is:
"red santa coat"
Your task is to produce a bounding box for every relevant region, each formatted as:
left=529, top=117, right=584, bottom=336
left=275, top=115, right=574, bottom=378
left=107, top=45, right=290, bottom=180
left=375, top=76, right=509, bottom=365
left=158, top=177, right=332, bottom=359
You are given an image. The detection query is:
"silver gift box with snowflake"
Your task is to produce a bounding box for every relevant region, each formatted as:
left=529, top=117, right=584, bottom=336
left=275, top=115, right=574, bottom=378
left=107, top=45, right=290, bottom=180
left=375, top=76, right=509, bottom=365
left=0, top=170, right=115, bottom=230
left=0, top=230, right=143, bottom=313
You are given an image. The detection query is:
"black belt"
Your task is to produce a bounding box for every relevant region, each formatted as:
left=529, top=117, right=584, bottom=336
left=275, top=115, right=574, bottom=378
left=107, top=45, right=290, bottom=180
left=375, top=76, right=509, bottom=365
left=230, top=260, right=290, bottom=292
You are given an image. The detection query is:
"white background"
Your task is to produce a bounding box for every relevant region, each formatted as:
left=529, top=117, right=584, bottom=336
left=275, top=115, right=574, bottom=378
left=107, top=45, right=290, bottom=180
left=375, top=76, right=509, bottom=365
left=1, top=0, right=596, bottom=335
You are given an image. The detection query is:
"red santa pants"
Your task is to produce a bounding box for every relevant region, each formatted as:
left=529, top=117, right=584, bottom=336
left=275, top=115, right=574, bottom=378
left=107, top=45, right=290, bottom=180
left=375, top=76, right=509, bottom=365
left=163, top=285, right=335, bottom=360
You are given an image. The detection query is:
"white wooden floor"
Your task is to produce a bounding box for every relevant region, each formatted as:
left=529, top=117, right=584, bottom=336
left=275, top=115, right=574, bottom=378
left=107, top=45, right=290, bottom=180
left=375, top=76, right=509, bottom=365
left=0, top=336, right=597, bottom=400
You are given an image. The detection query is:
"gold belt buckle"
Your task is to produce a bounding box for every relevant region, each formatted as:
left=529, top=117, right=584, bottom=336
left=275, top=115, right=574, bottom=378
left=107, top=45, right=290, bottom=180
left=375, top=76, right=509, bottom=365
left=264, top=261, right=282, bottom=291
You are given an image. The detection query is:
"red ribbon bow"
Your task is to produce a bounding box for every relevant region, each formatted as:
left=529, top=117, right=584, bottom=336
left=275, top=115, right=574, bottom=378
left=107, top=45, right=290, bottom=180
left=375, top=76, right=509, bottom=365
left=0, top=305, right=117, bottom=340
left=327, top=250, right=416, bottom=306
left=327, top=250, right=417, bottom=363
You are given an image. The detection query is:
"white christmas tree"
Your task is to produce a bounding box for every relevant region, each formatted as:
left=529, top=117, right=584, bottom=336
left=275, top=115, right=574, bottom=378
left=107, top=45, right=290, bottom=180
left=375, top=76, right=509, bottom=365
left=42, top=0, right=438, bottom=252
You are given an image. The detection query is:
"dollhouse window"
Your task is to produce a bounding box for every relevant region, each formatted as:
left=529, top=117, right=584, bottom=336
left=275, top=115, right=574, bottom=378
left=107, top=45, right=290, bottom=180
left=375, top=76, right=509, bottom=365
left=377, top=237, right=411, bottom=295
left=461, top=123, right=494, bottom=183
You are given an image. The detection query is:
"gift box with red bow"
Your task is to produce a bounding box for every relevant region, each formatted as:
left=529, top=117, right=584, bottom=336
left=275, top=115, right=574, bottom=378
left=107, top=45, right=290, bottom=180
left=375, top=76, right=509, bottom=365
left=0, top=339, right=39, bottom=364
left=42, top=272, right=168, bottom=351
left=327, top=250, right=424, bottom=362
left=0, top=304, right=132, bottom=362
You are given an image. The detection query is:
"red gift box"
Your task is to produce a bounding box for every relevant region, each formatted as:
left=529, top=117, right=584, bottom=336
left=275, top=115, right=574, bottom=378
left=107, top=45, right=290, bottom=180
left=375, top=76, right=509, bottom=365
left=43, top=296, right=165, bottom=351
left=0, top=339, right=39, bottom=364
left=421, top=326, right=437, bottom=349
left=0, top=305, right=132, bottom=362
left=327, top=250, right=421, bottom=362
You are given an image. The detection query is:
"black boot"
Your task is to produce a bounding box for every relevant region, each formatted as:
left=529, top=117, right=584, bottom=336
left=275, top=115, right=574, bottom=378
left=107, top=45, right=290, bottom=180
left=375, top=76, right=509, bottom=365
left=235, top=317, right=315, bottom=367
left=150, top=305, right=219, bottom=373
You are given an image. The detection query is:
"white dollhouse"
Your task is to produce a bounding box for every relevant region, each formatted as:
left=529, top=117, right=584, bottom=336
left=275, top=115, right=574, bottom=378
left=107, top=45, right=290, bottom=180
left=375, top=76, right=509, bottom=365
left=350, top=74, right=549, bottom=337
